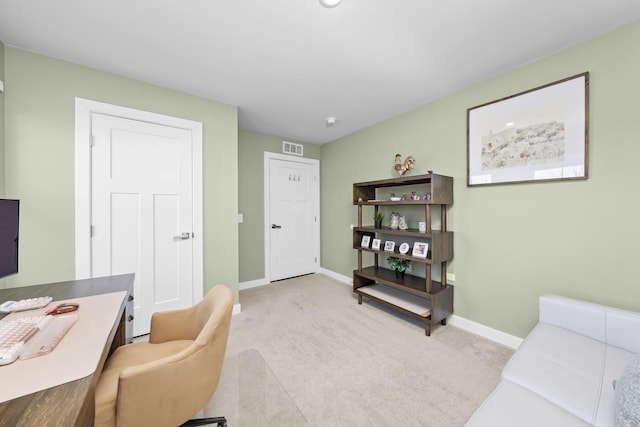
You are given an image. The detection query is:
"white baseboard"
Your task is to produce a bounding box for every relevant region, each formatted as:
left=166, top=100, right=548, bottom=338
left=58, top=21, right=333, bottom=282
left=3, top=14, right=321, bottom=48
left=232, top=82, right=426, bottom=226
left=320, top=268, right=352, bottom=285
left=448, top=315, right=522, bottom=349
left=319, top=268, right=522, bottom=349
left=239, top=277, right=270, bottom=291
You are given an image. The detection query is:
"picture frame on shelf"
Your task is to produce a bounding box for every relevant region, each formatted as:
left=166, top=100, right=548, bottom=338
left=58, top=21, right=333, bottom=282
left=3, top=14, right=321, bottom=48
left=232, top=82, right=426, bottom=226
left=371, top=239, right=381, bottom=250
left=399, top=242, right=410, bottom=254
left=467, top=72, right=588, bottom=186
left=412, top=242, right=429, bottom=258
left=384, top=241, right=396, bottom=252
left=361, top=235, right=371, bottom=248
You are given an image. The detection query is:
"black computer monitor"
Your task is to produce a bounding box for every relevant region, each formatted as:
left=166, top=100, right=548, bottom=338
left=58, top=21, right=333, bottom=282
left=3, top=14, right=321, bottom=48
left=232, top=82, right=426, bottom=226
left=0, top=199, right=19, bottom=279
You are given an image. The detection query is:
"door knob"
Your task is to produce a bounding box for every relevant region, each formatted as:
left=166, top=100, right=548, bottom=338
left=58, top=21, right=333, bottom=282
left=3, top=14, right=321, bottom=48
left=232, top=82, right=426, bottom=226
left=271, top=224, right=282, bottom=229
left=173, top=232, right=191, bottom=241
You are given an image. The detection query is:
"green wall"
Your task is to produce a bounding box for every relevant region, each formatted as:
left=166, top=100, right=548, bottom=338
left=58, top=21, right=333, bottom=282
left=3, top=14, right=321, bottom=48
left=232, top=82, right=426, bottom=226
left=321, top=20, right=640, bottom=338
left=3, top=47, right=240, bottom=301
left=238, top=130, right=320, bottom=282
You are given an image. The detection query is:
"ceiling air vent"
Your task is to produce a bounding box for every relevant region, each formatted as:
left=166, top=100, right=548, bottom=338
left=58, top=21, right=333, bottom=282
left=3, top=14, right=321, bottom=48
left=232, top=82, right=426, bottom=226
left=283, top=141, right=303, bottom=156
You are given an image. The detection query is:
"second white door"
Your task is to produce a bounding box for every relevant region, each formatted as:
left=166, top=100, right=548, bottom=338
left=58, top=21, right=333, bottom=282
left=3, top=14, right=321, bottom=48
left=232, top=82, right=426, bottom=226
left=267, top=155, right=320, bottom=281
left=91, top=113, right=195, bottom=336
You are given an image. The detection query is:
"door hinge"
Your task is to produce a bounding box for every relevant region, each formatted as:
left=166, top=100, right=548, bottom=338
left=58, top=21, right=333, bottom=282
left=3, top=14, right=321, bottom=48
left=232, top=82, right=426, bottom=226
left=90, top=225, right=94, bottom=237
left=90, top=135, right=95, bottom=147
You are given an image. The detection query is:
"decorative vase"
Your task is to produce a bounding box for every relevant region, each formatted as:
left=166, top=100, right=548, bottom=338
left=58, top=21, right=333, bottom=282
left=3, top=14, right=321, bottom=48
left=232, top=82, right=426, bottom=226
left=390, top=212, right=399, bottom=230
left=398, top=215, right=408, bottom=230
left=394, top=270, right=405, bottom=279
left=374, top=220, right=382, bottom=229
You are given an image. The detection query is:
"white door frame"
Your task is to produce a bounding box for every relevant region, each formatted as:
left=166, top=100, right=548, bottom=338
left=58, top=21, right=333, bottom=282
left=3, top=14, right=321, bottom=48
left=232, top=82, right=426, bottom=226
left=263, top=152, right=320, bottom=282
left=74, top=98, right=204, bottom=303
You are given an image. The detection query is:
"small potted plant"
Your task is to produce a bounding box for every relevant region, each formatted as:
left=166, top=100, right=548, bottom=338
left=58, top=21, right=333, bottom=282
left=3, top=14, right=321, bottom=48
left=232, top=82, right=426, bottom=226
left=373, top=211, right=384, bottom=229
left=387, top=257, right=410, bottom=279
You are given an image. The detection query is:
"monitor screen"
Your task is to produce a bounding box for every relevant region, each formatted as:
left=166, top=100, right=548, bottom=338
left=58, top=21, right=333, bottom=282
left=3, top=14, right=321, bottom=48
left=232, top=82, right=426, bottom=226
left=0, top=199, right=19, bottom=279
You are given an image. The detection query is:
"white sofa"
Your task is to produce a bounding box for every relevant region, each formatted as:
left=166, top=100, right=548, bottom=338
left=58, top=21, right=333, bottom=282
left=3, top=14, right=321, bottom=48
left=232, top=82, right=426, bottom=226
left=466, top=294, right=640, bottom=427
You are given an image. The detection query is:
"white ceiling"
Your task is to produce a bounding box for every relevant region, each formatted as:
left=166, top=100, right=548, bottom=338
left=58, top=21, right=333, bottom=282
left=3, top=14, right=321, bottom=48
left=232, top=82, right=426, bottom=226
left=1, top=1, right=639, bottom=144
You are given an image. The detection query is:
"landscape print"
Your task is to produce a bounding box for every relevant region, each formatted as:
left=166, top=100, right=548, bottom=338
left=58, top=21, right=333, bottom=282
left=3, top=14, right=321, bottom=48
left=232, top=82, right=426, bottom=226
left=480, top=120, right=565, bottom=170
left=468, top=73, right=587, bottom=185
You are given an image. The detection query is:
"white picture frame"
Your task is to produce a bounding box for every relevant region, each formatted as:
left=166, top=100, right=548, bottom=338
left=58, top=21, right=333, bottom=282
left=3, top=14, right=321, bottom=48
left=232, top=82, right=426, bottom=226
left=361, top=235, right=371, bottom=248
left=371, top=239, right=381, bottom=250
left=399, top=242, right=410, bottom=254
left=383, top=241, right=395, bottom=252
left=412, top=242, right=428, bottom=258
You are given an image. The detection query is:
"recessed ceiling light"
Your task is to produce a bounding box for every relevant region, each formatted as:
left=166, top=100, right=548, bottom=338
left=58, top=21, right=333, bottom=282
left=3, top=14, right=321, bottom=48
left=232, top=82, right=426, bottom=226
left=319, top=0, right=342, bottom=8
left=326, top=117, right=337, bottom=127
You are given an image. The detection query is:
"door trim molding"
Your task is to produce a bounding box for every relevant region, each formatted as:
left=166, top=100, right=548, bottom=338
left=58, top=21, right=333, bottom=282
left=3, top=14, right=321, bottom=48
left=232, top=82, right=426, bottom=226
left=74, top=98, right=204, bottom=302
left=263, top=152, right=320, bottom=282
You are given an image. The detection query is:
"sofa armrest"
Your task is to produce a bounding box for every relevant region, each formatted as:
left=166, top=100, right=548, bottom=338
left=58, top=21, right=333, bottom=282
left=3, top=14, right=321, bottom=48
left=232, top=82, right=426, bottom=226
left=539, top=294, right=640, bottom=353
left=539, top=295, right=607, bottom=342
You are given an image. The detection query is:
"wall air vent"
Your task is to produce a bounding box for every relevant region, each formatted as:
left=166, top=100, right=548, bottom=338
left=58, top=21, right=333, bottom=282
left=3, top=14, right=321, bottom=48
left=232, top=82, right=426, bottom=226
left=283, top=141, right=303, bottom=156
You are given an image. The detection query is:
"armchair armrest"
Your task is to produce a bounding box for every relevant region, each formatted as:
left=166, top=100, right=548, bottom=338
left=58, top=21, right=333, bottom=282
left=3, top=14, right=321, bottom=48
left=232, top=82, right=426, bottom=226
left=149, top=305, right=200, bottom=343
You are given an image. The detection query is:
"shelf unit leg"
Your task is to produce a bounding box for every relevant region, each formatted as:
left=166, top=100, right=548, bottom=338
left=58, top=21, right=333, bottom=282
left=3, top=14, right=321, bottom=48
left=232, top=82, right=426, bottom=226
left=357, top=294, right=362, bottom=304
left=441, top=204, right=447, bottom=231
left=425, top=322, right=431, bottom=336
left=441, top=261, right=447, bottom=287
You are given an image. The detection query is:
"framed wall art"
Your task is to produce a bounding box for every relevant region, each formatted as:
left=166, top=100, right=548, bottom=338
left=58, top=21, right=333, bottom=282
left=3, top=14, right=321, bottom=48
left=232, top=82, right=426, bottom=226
left=467, top=72, right=589, bottom=186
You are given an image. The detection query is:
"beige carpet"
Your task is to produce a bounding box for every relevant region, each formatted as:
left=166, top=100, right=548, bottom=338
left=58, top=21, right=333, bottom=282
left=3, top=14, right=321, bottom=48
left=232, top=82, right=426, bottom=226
left=205, top=273, right=513, bottom=426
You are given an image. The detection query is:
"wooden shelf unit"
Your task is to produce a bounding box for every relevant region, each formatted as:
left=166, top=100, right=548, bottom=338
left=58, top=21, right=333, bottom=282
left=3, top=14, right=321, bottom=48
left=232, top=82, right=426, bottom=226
left=352, top=172, right=454, bottom=336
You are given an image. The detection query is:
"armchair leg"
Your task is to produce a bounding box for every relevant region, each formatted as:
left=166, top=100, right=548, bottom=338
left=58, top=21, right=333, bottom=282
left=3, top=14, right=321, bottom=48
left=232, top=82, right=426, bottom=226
left=180, top=416, right=227, bottom=427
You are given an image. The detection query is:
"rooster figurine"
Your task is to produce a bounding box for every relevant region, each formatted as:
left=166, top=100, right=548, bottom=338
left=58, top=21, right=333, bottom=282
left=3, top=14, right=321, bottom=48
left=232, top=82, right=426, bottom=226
left=394, top=154, right=415, bottom=176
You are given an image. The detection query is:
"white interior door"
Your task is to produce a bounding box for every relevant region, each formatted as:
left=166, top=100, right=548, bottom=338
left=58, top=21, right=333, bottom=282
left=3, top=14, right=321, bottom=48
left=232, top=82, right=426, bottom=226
left=91, top=113, right=194, bottom=336
left=266, top=154, right=320, bottom=281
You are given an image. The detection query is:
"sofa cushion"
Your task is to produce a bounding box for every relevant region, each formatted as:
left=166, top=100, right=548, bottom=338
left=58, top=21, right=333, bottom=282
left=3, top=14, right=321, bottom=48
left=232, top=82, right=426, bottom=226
left=614, top=354, right=640, bottom=427
left=502, top=323, right=607, bottom=425
left=465, top=380, right=590, bottom=427
left=593, top=345, right=637, bottom=427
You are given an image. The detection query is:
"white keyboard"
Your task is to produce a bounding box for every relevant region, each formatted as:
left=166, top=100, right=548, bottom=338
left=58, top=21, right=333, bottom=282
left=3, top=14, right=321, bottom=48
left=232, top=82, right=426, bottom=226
left=0, top=297, right=53, bottom=313
left=0, top=314, right=78, bottom=365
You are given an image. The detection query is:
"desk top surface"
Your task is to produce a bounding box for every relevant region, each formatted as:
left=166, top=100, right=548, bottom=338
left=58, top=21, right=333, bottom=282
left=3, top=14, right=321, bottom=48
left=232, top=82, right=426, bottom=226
left=0, top=274, right=134, bottom=427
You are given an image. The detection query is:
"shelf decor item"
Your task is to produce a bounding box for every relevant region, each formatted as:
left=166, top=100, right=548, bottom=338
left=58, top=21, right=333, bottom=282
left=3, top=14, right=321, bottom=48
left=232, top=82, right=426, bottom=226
left=389, top=212, right=399, bottom=229
left=412, top=242, right=429, bottom=258
left=467, top=72, right=588, bottom=186
left=371, top=239, right=381, bottom=250
left=361, top=235, right=371, bottom=248
left=383, top=241, right=396, bottom=252
left=387, top=257, right=411, bottom=279
left=399, top=242, right=410, bottom=254
left=393, top=154, right=415, bottom=176
left=373, top=211, right=384, bottom=229
left=398, top=215, right=408, bottom=230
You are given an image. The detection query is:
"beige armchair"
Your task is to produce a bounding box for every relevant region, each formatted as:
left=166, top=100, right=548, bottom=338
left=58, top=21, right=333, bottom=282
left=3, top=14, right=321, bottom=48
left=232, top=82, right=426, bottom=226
left=95, top=285, right=234, bottom=427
